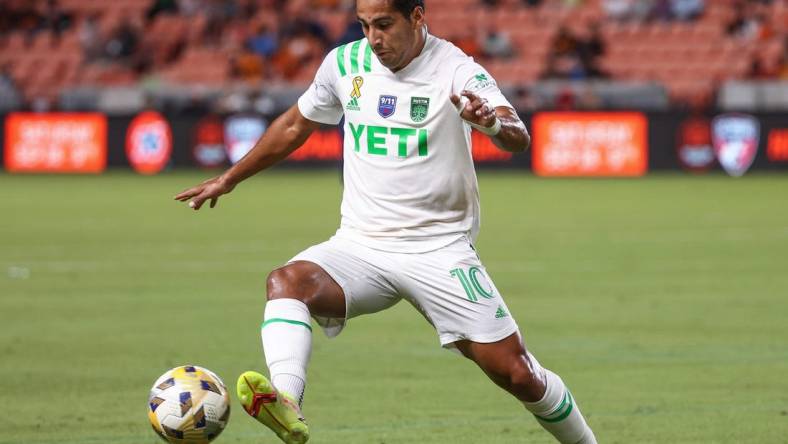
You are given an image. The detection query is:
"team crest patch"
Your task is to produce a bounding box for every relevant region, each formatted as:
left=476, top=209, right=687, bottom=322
left=378, top=95, right=397, bottom=118
left=410, top=97, right=429, bottom=123
left=711, top=113, right=760, bottom=177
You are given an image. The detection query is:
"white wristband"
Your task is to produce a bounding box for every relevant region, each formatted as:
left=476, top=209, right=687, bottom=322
left=470, top=118, right=502, bottom=136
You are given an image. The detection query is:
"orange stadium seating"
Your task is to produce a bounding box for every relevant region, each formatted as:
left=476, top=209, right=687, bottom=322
left=0, top=0, right=785, bottom=107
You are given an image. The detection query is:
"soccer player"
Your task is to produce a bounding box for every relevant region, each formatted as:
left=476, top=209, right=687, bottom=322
left=175, top=1, right=597, bottom=443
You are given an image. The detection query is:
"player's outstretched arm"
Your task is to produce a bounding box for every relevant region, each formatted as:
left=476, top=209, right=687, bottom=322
left=451, top=90, right=530, bottom=153
left=174, top=105, right=321, bottom=210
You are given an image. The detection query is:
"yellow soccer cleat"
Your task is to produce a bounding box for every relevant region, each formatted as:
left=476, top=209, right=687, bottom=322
left=237, top=371, right=309, bottom=444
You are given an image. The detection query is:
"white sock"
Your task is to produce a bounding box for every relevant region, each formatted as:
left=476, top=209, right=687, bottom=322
left=261, top=298, right=313, bottom=407
left=522, top=365, right=597, bottom=444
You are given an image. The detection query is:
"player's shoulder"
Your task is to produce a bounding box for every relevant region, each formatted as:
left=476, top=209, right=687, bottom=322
left=325, top=38, right=375, bottom=79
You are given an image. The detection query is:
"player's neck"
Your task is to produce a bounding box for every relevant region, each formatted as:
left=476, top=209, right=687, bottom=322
left=390, top=26, right=427, bottom=73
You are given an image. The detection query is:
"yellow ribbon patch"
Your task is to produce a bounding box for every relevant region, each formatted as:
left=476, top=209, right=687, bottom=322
left=351, top=76, right=364, bottom=99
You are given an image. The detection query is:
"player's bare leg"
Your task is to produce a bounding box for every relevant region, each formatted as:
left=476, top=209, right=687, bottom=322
left=238, top=261, right=345, bottom=444
left=455, top=333, right=597, bottom=444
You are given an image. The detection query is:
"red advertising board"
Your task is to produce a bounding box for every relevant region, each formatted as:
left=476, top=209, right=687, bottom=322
left=4, top=113, right=107, bottom=173
left=532, top=112, right=648, bottom=176
left=289, top=130, right=342, bottom=161
left=767, top=129, right=788, bottom=162
left=471, top=130, right=513, bottom=162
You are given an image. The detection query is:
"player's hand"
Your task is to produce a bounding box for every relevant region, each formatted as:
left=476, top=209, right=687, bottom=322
left=174, top=176, right=236, bottom=210
left=450, top=90, right=497, bottom=129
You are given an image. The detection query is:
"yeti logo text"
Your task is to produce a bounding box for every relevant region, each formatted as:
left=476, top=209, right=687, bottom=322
left=348, top=123, right=428, bottom=157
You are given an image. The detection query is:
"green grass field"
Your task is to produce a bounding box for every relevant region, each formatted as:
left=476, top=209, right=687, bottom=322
left=1, top=171, right=787, bottom=444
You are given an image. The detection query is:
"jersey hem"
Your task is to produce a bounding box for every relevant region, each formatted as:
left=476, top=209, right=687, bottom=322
left=332, top=229, right=469, bottom=254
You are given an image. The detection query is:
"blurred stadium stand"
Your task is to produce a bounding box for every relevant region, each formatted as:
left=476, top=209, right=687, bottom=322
left=0, top=0, right=785, bottom=114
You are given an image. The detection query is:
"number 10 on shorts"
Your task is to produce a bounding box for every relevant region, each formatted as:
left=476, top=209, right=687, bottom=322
left=450, top=267, right=495, bottom=302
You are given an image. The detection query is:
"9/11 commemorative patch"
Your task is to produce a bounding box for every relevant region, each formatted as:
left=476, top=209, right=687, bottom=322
left=378, top=95, right=397, bottom=118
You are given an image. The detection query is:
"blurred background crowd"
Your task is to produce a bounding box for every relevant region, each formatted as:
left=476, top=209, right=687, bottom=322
left=0, top=0, right=785, bottom=114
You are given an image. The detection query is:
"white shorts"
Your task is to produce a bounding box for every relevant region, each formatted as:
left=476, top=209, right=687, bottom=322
left=289, top=235, right=519, bottom=348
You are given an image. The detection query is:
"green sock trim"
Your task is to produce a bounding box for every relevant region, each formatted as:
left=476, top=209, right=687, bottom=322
left=261, top=318, right=312, bottom=332
left=534, top=391, right=574, bottom=423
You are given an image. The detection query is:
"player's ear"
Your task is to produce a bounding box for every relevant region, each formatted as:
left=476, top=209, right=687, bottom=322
left=411, top=6, right=424, bottom=29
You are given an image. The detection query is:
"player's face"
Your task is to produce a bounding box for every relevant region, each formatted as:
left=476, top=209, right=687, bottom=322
left=356, top=0, right=425, bottom=72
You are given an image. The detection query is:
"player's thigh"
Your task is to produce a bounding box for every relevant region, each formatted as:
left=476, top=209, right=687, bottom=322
left=395, top=238, right=518, bottom=347
left=288, top=237, right=401, bottom=336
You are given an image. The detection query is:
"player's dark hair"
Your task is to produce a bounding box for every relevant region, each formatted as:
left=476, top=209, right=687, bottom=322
left=392, top=0, right=425, bottom=20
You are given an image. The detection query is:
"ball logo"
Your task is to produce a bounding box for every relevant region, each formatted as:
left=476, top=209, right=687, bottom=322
left=126, top=111, right=172, bottom=175
left=378, top=95, right=397, bottom=118
left=711, top=114, right=759, bottom=177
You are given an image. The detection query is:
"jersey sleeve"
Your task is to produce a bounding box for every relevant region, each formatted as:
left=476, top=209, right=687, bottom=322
left=297, top=50, right=344, bottom=125
left=452, top=60, right=514, bottom=110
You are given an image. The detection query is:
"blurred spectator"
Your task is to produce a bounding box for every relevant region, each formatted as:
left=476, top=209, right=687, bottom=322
left=575, top=23, right=606, bottom=77
left=0, top=65, right=22, bottom=111
left=7, top=0, right=44, bottom=36
left=481, top=29, right=514, bottom=59
left=78, top=14, right=102, bottom=60
left=512, top=86, right=541, bottom=112
left=177, top=0, right=204, bottom=16
left=247, top=23, right=279, bottom=58
left=147, top=0, right=180, bottom=21
left=282, top=15, right=330, bottom=48
left=726, top=2, right=772, bottom=41
left=0, top=64, right=20, bottom=96
left=522, top=0, right=543, bottom=7
left=545, top=25, right=605, bottom=79
left=669, top=0, right=704, bottom=21
left=233, top=45, right=265, bottom=82
left=630, top=0, right=655, bottom=21
left=552, top=27, right=579, bottom=57
left=603, top=0, right=633, bottom=21
left=42, top=0, right=72, bottom=36
left=544, top=53, right=587, bottom=79
left=105, top=20, right=140, bottom=60
left=335, top=9, right=364, bottom=46
left=272, top=32, right=324, bottom=79
left=555, top=87, right=576, bottom=110
left=449, top=30, right=482, bottom=60
left=602, top=0, right=656, bottom=21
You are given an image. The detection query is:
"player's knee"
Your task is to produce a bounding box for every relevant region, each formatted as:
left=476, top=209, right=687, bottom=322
left=508, top=357, right=546, bottom=402
left=266, top=266, right=311, bottom=303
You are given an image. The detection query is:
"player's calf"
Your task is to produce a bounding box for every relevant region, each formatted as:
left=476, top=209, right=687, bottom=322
left=457, top=335, right=597, bottom=444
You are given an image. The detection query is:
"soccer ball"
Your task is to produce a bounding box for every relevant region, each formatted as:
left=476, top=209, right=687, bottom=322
left=148, top=365, right=231, bottom=443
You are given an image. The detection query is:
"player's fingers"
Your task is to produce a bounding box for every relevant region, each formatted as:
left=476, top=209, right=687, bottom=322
left=190, top=192, right=211, bottom=210
left=461, top=90, right=481, bottom=103
left=450, top=94, right=461, bottom=106
left=475, top=102, right=491, bottom=117
left=175, top=186, right=201, bottom=201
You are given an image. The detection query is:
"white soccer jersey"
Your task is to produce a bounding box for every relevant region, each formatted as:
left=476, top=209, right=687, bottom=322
left=298, top=30, right=514, bottom=253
